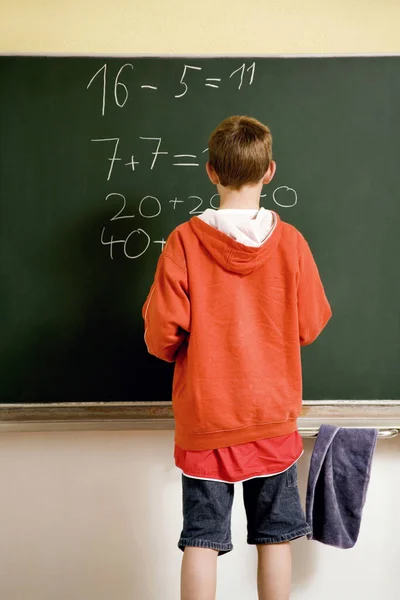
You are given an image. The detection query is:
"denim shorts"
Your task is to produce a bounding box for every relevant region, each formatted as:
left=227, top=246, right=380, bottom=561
left=178, top=463, right=311, bottom=555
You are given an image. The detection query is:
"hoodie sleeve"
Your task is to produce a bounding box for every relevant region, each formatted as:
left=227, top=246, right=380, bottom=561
left=142, top=242, right=190, bottom=363
left=297, top=238, right=332, bottom=347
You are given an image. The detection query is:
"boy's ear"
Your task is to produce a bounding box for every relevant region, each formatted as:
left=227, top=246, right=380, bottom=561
left=206, top=162, right=220, bottom=185
left=262, top=160, right=276, bottom=184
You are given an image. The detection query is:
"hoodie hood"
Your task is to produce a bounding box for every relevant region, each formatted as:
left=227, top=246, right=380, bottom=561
left=189, top=208, right=282, bottom=275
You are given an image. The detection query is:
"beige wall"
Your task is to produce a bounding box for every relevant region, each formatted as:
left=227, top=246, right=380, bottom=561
left=1, top=0, right=400, bottom=54
left=0, top=431, right=399, bottom=600
left=1, top=1, right=399, bottom=599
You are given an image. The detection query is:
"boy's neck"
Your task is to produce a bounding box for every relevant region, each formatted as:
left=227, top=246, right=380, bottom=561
left=218, top=184, right=262, bottom=210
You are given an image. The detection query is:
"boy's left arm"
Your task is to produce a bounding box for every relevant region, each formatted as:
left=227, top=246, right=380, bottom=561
left=142, top=244, right=190, bottom=363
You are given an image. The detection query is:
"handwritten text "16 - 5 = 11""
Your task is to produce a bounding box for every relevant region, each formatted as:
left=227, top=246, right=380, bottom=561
left=87, top=62, right=256, bottom=116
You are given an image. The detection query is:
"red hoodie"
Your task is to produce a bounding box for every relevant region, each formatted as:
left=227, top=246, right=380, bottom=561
left=143, top=211, right=331, bottom=451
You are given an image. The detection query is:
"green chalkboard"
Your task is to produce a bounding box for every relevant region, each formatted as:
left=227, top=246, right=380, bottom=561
left=0, top=56, right=399, bottom=403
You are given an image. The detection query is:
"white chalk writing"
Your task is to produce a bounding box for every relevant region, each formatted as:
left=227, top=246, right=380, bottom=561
left=175, top=65, right=202, bottom=98
left=87, top=60, right=257, bottom=114
left=86, top=60, right=301, bottom=262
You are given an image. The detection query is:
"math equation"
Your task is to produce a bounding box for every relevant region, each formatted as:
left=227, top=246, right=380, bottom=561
left=86, top=61, right=298, bottom=261
left=87, top=61, right=256, bottom=116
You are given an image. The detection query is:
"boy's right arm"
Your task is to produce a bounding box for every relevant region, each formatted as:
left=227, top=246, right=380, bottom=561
left=297, top=238, right=332, bottom=346
left=142, top=232, right=190, bottom=363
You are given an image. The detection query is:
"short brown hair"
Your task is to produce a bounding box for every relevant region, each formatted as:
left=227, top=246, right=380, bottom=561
left=208, top=116, right=273, bottom=190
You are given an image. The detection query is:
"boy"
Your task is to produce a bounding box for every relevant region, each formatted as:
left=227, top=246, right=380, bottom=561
left=143, top=116, right=331, bottom=600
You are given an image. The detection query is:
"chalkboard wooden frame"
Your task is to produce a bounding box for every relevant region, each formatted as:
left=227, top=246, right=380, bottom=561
left=0, top=401, right=399, bottom=437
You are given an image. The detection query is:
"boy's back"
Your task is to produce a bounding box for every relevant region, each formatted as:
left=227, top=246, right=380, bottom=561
left=143, top=208, right=331, bottom=450
left=143, top=115, right=331, bottom=600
